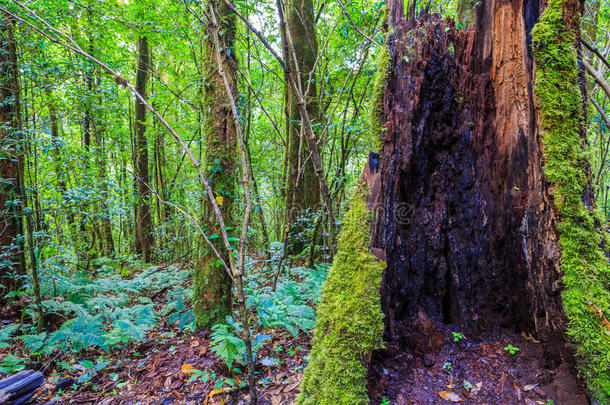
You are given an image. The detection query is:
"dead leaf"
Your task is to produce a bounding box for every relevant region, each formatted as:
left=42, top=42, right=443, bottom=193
left=199, top=346, right=208, bottom=356
left=514, top=380, right=522, bottom=401
left=587, top=301, right=610, bottom=331
left=438, top=391, right=464, bottom=402
left=523, top=383, right=539, bottom=391
left=173, top=390, right=183, bottom=399
left=470, top=382, right=482, bottom=397
left=190, top=339, right=200, bottom=347
left=181, top=364, right=196, bottom=374
left=284, top=382, right=300, bottom=392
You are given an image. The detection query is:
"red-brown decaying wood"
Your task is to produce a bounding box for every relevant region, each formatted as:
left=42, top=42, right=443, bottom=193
left=368, top=0, right=585, bottom=393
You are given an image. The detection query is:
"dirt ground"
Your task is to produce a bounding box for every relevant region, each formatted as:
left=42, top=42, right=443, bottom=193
left=368, top=319, right=589, bottom=405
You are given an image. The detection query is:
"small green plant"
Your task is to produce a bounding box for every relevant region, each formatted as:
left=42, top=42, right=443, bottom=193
left=463, top=380, right=473, bottom=392
left=503, top=344, right=520, bottom=355
left=0, top=324, right=19, bottom=348
left=210, top=317, right=270, bottom=371
left=186, top=369, right=214, bottom=384
left=0, top=353, right=25, bottom=374
left=545, top=401, right=554, bottom=405
left=380, top=396, right=390, bottom=405
left=452, top=331, right=465, bottom=342
left=77, top=359, right=110, bottom=383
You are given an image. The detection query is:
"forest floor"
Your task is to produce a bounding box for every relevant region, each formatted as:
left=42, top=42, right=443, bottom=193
left=1, top=297, right=309, bottom=405
left=2, top=306, right=590, bottom=405
left=0, top=264, right=590, bottom=405
left=368, top=320, right=589, bottom=405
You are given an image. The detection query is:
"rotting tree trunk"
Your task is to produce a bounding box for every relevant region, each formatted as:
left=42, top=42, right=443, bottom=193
left=134, top=34, right=153, bottom=262
left=192, top=0, right=237, bottom=330
left=283, top=0, right=320, bottom=253
left=0, top=15, right=24, bottom=298
left=368, top=0, right=609, bottom=401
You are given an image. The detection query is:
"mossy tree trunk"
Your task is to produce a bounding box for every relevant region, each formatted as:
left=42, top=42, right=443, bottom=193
left=0, top=15, right=25, bottom=299
left=133, top=34, right=153, bottom=262
left=296, top=180, right=385, bottom=405
left=283, top=0, right=320, bottom=253
left=368, top=0, right=610, bottom=400
left=192, top=0, right=237, bottom=330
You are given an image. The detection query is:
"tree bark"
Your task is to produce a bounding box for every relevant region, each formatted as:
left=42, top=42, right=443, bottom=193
left=368, top=0, right=607, bottom=399
left=0, top=14, right=24, bottom=298
left=134, top=34, right=153, bottom=262
left=192, top=0, right=237, bottom=329
left=283, top=0, right=320, bottom=251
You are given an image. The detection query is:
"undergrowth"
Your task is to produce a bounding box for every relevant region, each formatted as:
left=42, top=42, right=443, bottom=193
left=1, top=265, right=193, bottom=360
left=532, top=0, right=610, bottom=399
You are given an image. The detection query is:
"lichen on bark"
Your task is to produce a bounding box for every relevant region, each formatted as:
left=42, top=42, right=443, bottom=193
left=533, top=0, right=610, bottom=399
left=296, top=182, right=385, bottom=405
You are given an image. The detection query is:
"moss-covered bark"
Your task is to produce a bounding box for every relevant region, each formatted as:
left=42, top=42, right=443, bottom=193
left=192, top=0, right=237, bottom=330
left=533, top=0, right=610, bottom=399
left=366, top=45, right=390, bottom=151
left=296, top=183, right=385, bottom=405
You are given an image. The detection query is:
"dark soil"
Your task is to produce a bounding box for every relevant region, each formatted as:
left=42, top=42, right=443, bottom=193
left=368, top=322, right=588, bottom=405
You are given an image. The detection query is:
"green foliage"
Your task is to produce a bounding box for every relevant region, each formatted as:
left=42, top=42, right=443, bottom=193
left=15, top=265, right=192, bottom=354
left=0, top=324, right=19, bottom=348
left=186, top=368, right=214, bottom=384
left=503, top=344, right=520, bottom=355
left=296, top=183, right=386, bottom=405
left=246, top=265, right=327, bottom=336
left=209, top=317, right=271, bottom=371
left=76, top=359, right=110, bottom=384
left=452, top=331, right=464, bottom=342
left=0, top=354, right=25, bottom=375
left=532, top=0, right=610, bottom=400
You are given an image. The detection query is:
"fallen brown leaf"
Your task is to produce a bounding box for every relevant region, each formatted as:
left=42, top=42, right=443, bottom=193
left=438, top=391, right=464, bottom=402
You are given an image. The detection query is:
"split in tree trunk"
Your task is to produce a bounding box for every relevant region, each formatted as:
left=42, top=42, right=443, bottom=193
left=360, top=0, right=609, bottom=402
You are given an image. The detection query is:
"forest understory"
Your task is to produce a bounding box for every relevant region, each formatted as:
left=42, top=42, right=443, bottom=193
left=2, top=0, right=610, bottom=404
left=0, top=266, right=587, bottom=405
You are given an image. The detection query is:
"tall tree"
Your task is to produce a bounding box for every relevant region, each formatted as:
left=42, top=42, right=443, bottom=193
left=0, top=14, right=24, bottom=298
left=192, top=0, right=238, bottom=329
left=133, top=34, right=153, bottom=262
left=283, top=0, right=320, bottom=248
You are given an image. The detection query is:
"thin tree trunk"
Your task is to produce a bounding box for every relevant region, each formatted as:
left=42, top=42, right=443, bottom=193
left=134, top=34, right=153, bottom=262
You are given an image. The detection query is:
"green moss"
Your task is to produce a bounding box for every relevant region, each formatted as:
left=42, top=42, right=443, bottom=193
left=532, top=0, right=610, bottom=400
left=296, top=183, right=386, bottom=405
left=193, top=254, right=232, bottom=329
left=367, top=44, right=391, bottom=151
